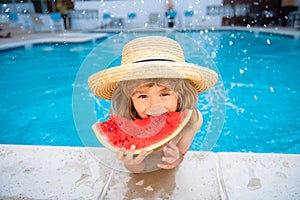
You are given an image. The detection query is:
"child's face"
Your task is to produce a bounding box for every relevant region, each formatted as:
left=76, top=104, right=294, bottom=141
left=131, top=83, right=178, bottom=118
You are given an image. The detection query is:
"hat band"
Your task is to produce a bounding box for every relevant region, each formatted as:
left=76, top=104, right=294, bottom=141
left=133, top=59, right=175, bottom=63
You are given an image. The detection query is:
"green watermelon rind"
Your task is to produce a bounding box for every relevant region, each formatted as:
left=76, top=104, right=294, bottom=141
left=92, top=109, right=193, bottom=155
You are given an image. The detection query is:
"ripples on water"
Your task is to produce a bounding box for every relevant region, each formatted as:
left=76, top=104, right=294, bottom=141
left=0, top=31, right=299, bottom=154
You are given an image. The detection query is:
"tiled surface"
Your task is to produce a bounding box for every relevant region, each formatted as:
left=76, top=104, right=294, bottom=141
left=105, top=152, right=221, bottom=200
left=218, top=152, right=300, bottom=200
left=0, top=145, right=299, bottom=199
left=0, top=145, right=111, bottom=199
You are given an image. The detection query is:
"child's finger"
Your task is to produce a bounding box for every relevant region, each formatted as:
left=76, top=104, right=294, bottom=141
left=163, top=144, right=178, bottom=157
left=157, top=163, right=173, bottom=170
left=161, top=156, right=175, bottom=164
left=116, top=147, right=126, bottom=160
left=125, top=145, right=136, bottom=160
left=166, top=141, right=178, bottom=151
left=134, top=150, right=152, bottom=164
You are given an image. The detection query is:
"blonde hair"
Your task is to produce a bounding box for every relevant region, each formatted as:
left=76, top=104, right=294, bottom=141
left=111, top=78, right=198, bottom=119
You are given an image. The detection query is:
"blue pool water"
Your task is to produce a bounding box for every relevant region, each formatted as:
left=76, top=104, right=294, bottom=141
left=192, top=31, right=300, bottom=153
left=0, top=31, right=299, bottom=154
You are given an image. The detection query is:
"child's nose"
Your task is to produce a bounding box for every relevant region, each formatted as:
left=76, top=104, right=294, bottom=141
left=150, top=95, right=162, bottom=105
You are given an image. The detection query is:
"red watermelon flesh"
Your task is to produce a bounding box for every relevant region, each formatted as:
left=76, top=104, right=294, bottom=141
left=92, top=109, right=193, bottom=154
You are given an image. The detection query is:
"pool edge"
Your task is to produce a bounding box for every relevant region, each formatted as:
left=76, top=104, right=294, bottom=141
left=0, top=32, right=108, bottom=51
left=0, top=26, right=299, bottom=51
left=0, top=144, right=299, bottom=199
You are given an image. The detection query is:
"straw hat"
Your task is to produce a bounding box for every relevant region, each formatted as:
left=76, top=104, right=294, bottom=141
left=88, top=36, right=218, bottom=100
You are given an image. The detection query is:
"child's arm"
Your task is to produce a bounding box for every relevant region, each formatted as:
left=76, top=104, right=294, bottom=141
left=157, top=109, right=203, bottom=169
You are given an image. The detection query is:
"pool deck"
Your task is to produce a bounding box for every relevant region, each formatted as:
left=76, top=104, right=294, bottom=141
left=1, top=26, right=299, bottom=199
left=0, top=31, right=109, bottom=51
left=0, top=145, right=299, bottom=199
left=0, top=25, right=299, bottom=51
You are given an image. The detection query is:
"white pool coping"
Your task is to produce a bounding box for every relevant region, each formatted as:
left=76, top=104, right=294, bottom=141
left=0, top=144, right=299, bottom=199
left=0, top=32, right=108, bottom=51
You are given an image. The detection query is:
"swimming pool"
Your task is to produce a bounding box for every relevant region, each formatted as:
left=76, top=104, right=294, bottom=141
left=0, top=30, right=299, bottom=154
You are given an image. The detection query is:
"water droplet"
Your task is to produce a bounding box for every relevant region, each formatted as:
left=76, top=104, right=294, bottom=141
left=144, top=185, right=154, bottom=191
left=270, top=87, right=274, bottom=92
left=247, top=178, right=262, bottom=190
left=136, top=179, right=144, bottom=186
left=254, top=95, right=257, bottom=100
left=239, top=69, right=244, bottom=74
left=229, top=41, right=233, bottom=46
left=211, top=51, right=216, bottom=58
left=276, top=172, right=287, bottom=179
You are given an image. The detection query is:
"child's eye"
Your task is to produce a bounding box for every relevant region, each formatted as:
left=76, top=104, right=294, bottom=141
left=138, top=94, right=148, bottom=99
left=160, top=93, right=170, bottom=97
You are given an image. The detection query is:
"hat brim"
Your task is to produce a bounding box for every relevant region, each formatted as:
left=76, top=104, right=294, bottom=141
left=88, top=61, right=218, bottom=100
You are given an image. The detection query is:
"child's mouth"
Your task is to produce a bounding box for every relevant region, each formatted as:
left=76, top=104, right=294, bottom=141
left=147, top=105, right=167, bottom=117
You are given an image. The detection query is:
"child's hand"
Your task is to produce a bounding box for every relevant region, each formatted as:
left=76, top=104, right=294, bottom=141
left=157, top=141, right=183, bottom=169
left=116, top=145, right=152, bottom=172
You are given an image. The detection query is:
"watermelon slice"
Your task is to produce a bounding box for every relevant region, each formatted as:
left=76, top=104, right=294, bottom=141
left=92, top=109, right=193, bottom=154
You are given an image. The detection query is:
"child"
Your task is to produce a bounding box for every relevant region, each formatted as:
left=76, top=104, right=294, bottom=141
left=88, top=36, right=218, bottom=173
